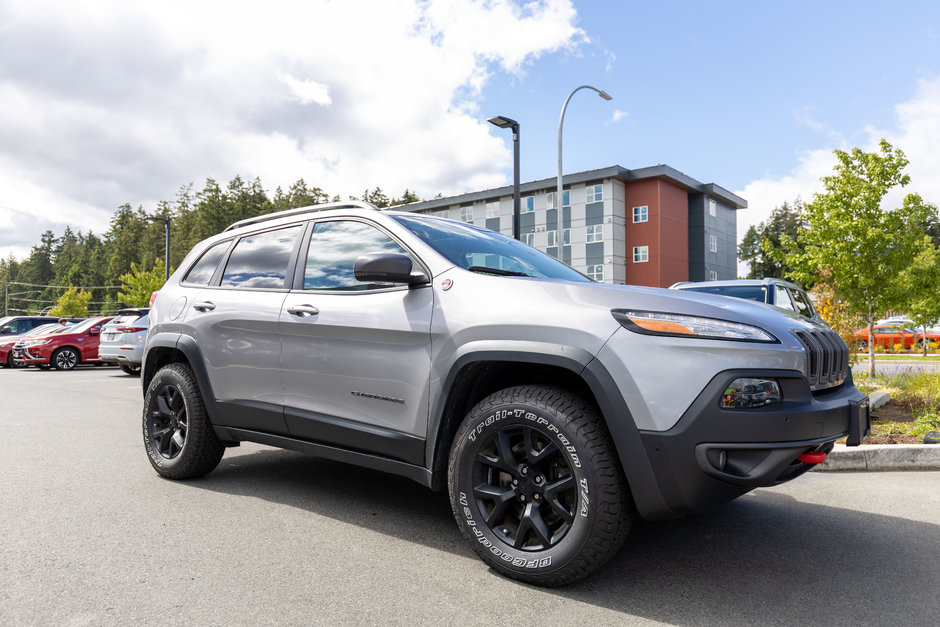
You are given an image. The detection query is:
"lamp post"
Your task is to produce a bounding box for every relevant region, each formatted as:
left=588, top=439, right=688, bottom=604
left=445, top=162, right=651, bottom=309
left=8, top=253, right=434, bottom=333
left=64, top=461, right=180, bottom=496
left=147, top=217, right=171, bottom=281
left=487, top=115, right=520, bottom=240
left=557, top=85, right=612, bottom=257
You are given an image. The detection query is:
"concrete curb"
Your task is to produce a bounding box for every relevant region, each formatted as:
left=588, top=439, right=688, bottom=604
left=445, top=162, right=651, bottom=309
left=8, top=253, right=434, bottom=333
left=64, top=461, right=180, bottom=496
left=814, top=443, right=940, bottom=472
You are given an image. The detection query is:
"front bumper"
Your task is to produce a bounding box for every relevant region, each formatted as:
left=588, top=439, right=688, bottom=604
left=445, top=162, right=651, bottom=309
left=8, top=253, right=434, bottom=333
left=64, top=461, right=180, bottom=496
left=638, top=369, right=868, bottom=518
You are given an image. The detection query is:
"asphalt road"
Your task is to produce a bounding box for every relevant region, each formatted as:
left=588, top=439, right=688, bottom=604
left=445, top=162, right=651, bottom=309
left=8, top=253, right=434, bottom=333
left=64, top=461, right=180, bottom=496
left=2, top=367, right=938, bottom=625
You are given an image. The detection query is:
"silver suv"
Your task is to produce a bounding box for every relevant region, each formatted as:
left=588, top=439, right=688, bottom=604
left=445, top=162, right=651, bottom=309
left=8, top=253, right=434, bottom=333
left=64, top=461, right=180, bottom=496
left=142, top=202, right=869, bottom=586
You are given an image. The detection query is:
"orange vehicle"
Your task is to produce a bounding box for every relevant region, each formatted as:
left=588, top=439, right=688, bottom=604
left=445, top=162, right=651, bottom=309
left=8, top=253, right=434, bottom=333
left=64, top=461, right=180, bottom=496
left=852, top=325, right=940, bottom=350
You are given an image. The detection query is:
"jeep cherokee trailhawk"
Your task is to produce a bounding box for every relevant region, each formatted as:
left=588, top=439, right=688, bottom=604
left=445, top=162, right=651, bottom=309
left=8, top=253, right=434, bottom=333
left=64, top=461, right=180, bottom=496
left=142, top=202, right=869, bottom=586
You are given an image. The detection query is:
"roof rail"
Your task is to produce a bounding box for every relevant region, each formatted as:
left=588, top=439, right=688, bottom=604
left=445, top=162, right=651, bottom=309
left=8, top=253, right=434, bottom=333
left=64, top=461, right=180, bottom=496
left=223, top=201, right=380, bottom=232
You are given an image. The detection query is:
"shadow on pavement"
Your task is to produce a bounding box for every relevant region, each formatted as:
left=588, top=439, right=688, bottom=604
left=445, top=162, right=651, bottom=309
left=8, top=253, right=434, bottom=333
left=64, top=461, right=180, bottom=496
left=187, top=447, right=939, bottom=624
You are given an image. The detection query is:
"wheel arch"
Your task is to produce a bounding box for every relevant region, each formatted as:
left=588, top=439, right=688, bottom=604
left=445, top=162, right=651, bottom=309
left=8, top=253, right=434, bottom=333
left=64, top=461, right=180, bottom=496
left=426, top=347, right=675, bottom=520
left=142, top=333, right=222, bottom=426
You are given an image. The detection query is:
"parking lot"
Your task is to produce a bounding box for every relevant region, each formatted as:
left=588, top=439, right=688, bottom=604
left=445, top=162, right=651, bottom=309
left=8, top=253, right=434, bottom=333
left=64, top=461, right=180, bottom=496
left=2, top=366, right=939, bottom=625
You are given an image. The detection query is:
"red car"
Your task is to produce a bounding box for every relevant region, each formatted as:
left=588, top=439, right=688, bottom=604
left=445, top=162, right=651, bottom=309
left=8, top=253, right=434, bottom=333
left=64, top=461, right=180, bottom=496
left=0, top=323, right=68, bottom=368
left=852, top=324, right=940, bottom=350
left=14, top=317, right=113, bottom=370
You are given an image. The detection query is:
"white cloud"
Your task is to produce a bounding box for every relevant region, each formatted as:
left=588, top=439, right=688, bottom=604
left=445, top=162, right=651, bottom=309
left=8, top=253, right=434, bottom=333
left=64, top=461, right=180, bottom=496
left=607, top=109, right=628, bottom=124
left=0, top=0, right=585, bottom=259
left=734, top=74, right=940, bottom=276
left=278, top=73, right=332, bottom=107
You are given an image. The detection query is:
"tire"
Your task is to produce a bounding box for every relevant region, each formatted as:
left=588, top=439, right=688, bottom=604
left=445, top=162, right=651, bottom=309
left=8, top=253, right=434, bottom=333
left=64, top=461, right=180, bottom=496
left=52, top=347, right=80, bottom=370
left=143, top=362, right=224, bottom=479
left=120, top=364, right=141, bottom=375
left=448, top=385, right=633, bottom=586
left=5, top=353, right=26, bottom=368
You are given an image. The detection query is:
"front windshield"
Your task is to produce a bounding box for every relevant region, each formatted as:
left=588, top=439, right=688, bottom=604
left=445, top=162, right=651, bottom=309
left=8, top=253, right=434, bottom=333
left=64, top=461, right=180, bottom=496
left=393, top=214, right=589, bottom=282
left=66, top=318, right=103, bottom=333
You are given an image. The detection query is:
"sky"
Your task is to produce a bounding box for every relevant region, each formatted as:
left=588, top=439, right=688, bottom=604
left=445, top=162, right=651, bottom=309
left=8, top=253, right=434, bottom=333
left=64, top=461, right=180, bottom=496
left=2, top=0, right=940, bottom=271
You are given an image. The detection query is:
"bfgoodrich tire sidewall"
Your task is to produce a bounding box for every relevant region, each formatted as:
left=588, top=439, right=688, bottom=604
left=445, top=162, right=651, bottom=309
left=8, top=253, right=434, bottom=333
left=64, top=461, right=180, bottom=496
left=450, top=405, right=595, bottom=579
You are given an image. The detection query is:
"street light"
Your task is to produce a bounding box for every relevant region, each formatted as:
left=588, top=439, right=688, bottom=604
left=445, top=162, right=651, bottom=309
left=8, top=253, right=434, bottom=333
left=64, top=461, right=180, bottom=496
left=487, top=115, right=521, bottom=240
left=556, top=85, right=612, bottom=257
left=147, top=217, right=171, bottom=281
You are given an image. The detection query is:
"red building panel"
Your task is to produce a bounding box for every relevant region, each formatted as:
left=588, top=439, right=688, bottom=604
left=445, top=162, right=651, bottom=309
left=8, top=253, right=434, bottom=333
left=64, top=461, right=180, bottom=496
left=624, top=179, right=689, bottom=287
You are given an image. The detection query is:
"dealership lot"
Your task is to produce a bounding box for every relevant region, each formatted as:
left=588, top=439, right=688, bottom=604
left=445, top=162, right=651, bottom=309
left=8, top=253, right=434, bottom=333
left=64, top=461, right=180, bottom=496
left=2, top=367, right=938, bottom=625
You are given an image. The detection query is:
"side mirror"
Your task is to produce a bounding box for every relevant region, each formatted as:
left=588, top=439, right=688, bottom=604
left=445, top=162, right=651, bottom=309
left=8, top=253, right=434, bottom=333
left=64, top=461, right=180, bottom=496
left=354, top=252, right=428, bottom=285
left=0, top=326, right=11, bottom=334
left=88, top=327, right=100, bottom=335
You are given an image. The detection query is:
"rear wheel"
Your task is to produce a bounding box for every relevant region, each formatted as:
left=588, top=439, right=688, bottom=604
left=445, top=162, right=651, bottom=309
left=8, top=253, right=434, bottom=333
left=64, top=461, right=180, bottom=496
left=52, top=347, right=80, bottom=370
left=143, top=362, right=224, bottom=479
left=448, top=385, right=633, bottom=586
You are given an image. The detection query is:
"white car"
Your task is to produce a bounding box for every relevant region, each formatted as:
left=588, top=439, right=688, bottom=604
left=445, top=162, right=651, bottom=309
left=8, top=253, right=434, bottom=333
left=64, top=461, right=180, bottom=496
left=98, top=308, right=150, bottom=374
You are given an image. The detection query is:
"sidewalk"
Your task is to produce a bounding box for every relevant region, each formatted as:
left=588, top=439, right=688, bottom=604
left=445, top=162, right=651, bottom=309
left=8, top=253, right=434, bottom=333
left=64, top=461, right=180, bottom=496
left=815, top=443, right=940, bottom=471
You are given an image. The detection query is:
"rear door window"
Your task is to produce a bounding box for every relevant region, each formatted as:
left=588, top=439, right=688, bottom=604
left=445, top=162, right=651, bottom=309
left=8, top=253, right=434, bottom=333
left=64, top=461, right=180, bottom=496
left=221, top=225, right=304, bottom=289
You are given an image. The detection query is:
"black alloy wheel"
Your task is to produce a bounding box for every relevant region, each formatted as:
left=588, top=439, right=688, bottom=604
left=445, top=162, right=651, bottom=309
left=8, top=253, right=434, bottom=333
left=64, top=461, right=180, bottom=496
left=149, top=383, right=189, bottom=460
left=472, top=424, right=577, bottom=551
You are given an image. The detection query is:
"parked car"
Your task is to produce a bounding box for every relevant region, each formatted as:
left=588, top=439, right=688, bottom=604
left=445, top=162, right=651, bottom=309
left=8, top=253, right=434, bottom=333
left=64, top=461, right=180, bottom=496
left=14, top=316, right=113, bottom=370
left=0, top=315, right=62, bottom=338
left=98, top=308, right=150, bottom=375
left=141, top=201, right=868, bottom=586
left=670, top=278, right=825, bottom=325
left=852, top=325, right=940, bottom=350
left=0, top=323, right=66, bottom=367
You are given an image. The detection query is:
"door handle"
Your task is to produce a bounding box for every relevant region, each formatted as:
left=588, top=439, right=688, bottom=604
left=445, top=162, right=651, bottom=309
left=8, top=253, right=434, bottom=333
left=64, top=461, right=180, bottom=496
left=193, top=301, right=216, bottom=312
left=287, top=304, right=320, bottom=317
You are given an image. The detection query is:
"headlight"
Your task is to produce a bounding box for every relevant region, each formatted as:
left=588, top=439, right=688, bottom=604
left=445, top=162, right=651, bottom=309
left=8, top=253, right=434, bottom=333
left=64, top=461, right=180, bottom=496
left=26, top=339, right=51, bottom=347
left=720, top=378, right=783, bottom=408
left=611, top=310, right=778, bottom=343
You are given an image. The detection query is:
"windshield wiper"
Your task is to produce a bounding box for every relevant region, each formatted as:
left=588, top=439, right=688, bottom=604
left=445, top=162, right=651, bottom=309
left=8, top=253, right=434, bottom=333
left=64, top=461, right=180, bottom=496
left=467, top=266, right=530, bottom=277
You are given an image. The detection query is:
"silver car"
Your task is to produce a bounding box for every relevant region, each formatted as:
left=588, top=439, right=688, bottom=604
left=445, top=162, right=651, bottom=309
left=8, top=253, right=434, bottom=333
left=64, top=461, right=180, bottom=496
left=141, top=202, right=869, bottom=586
left=98, top=308, right=149, bottom=374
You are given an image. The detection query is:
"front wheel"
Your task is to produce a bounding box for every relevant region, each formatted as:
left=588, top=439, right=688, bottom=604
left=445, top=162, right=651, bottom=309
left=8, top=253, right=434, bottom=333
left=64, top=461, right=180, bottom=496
left=52, top=347, right=80, bottom=370
left=448, top=385, right=633, bottom=586
left=143, top=362, right=224, bottom=479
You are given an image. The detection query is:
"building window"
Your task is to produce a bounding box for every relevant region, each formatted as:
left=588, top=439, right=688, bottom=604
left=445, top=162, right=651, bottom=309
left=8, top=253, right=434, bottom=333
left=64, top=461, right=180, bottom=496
left=587, top=184, right=603, bottom=203
left=460, top=206, right=473, bottom=223
left=546, top=229, right=569, bottom=247
left=633, top=245, right=649, bottom=263
left=587, top=264, right=604, bottom=281
left=523, top=232, right=535, bottom=246
left=708, top=199, right=717, bottom=217
left=547, top=190, right=570, bottom=209
left=485, top=201, right=500, bottom=218
left=708, top=270, right=718, bottom=281
left=586, top=224, right=603, bottom=243
left=523, top=196, right=534, bottom=212
left=632, top=206, right=648, bottom=223
left=709, top=234, right=717, bottom=253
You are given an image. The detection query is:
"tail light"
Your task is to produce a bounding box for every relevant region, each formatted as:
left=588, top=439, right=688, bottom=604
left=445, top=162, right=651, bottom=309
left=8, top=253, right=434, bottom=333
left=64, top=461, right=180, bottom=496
left=116, top=327, right=147, bottom=333
left=149, top=291, right=159, bottom=306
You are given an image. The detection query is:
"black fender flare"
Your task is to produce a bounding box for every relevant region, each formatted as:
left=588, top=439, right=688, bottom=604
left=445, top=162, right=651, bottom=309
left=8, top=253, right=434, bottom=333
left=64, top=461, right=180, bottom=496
left=427, top=346, right=675, bottom=520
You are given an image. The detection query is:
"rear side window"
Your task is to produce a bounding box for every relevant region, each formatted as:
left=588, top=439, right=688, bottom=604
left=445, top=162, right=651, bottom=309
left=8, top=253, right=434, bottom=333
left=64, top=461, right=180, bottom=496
left=183, top=241, right=231, bottom=286
left=221, top=225, right=303, bottom=289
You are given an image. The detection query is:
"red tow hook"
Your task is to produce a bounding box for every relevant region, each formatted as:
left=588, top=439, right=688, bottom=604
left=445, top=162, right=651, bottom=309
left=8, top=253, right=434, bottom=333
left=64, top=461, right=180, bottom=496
left=797, top=451, right=828, bottom=464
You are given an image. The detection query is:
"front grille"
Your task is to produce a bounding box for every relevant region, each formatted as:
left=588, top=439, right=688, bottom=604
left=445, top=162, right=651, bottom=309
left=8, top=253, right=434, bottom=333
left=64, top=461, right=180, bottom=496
left=792, top=328, right=850, bottom=390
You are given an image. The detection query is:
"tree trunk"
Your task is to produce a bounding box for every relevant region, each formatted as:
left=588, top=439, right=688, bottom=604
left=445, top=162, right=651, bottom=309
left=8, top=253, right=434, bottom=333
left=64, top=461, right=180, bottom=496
left=868, top=300, right=875, bottom=376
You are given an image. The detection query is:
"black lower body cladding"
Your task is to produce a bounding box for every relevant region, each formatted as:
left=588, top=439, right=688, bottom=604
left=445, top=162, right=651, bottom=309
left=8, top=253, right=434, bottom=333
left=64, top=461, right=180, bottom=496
left=638, top=369, right=869, bottom=518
